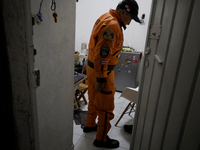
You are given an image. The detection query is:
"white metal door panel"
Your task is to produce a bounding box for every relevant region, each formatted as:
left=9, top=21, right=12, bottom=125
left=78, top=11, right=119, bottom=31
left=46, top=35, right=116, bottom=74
left=180, top=72, right=200, bottom=150
left=179, top=2, right=200, bottom=149
left=149, top=0, right=196, bottom=150
left=131, top=0, right=200, bottom=150
left=140, top=0, right=179, bottom=149
left=132, top=0, right=177, bottom=149
left=162, top=0, right=200, bottom=149
left=132, top=0, right=165, bottom=149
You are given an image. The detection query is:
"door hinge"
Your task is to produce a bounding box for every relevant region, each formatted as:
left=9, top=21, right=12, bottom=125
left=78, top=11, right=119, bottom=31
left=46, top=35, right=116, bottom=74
left=34, top=48, right=37, bottom=55
left=34, top=69, right=40, bottom=88
left=32, top=16, right=35, bottom=26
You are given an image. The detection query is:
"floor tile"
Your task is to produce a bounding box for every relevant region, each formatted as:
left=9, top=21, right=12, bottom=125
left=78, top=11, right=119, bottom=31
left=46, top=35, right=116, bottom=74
left=73, top=134, right=81, bottom=146
left=74, top=136, right=105, bottom=150
left=82, top=131, right=96, bottom=139
left=109, top=128, right=131, bottom=150
left=104, top=147, right=127, bottom=150
left=73, top=124, right=83, bottom=136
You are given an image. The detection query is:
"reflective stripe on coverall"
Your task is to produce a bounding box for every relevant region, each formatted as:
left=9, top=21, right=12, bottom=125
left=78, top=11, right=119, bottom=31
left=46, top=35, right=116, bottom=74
left=85, top=9, right=125, bottom=142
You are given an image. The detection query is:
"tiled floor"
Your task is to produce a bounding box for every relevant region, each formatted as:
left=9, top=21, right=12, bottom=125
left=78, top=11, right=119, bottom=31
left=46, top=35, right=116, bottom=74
left=73, top=91, right=136, bottom=150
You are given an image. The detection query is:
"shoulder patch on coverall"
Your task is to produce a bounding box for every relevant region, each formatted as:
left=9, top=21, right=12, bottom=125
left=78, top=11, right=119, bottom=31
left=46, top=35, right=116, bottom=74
left=100, top=30, right=114, bottom=58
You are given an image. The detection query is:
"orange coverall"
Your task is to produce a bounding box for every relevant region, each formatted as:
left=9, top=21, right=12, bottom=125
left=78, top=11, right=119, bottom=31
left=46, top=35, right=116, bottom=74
left=85, top=9, right=125, bottom=142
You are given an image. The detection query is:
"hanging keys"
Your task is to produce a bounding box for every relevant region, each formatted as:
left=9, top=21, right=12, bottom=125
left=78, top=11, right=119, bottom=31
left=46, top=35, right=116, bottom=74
left=51, top=0, right=56, bottom=11
left=51, top=0, right=57, bottom=23
left=33, top=0, right=44, bottom=25
left=53, top=12, right=58, bottom=23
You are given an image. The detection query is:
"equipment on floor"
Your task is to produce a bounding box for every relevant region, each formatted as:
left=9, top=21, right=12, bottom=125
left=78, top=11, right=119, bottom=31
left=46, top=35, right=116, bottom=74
left=73, top=109, right=87, bottom=125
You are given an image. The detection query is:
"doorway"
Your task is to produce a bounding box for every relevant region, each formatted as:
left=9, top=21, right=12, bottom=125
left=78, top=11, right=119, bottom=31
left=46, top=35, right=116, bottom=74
left=31, top=0, right=152, bottom=149
left=73, top=0, right=153, bottom=149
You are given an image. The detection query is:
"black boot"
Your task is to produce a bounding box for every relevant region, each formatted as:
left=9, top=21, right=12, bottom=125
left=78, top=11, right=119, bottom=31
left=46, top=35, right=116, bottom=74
left=82, top=124, right=97, bottom=133
left=124, top=125, right=133, bottom=134
left=93, top=136, right=119, bottom=148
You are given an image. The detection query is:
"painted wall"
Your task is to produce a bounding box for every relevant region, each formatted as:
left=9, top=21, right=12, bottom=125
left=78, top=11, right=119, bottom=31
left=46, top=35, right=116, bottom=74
left=31, top=0, right=75, bottom=149
left=75, top=0, right=152, bottom=52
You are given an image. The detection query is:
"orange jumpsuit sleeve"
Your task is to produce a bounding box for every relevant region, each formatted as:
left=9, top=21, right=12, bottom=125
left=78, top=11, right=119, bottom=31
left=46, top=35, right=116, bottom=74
left=93, top=24, right=119, bottom=83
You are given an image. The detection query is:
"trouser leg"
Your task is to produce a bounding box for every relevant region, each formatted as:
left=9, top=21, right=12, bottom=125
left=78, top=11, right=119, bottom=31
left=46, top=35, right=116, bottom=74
left=94, top=89, right=115, bottom=142
left=85, top=82, right=97, bottom=127
left=96, top=110, right=114, bottom=142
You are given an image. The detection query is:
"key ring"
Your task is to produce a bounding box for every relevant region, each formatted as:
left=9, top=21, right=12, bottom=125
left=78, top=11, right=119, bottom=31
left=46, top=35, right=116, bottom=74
left=38, top=0, right=44, bottom=13
left=51, top=0, right=56, bottom=11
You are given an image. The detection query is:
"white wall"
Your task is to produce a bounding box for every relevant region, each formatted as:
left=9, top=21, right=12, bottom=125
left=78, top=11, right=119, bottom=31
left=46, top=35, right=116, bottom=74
left=76, top=0, right=152, bottom=52
left=31, top=0, right=75, bottom=149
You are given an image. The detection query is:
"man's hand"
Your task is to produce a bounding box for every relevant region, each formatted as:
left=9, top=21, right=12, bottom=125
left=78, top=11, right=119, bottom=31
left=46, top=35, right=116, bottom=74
left=95, top=82, right=105, bottom=92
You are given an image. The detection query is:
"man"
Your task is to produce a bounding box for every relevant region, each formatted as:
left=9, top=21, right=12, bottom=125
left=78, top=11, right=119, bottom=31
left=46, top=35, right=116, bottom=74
left=83, top=0, right=141, bottom=148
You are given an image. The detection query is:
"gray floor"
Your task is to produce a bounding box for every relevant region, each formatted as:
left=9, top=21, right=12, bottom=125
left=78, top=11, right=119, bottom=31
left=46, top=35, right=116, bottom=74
left=73, top=91, right=136, bottom=150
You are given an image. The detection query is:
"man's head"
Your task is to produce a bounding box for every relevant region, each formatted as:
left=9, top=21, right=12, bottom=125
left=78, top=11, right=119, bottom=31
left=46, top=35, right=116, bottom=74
left=116, top=0, right=140, bottom=25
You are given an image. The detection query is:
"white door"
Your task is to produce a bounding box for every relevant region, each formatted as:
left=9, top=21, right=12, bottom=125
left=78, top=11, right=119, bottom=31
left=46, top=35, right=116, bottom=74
left=130, top=0, right=200, bottom=150
left=30, top=0, right=75, bottom=149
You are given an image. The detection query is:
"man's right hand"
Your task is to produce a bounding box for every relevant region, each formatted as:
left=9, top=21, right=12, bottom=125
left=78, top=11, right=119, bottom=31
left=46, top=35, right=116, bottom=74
left=95, top=82, right=105, bottom=92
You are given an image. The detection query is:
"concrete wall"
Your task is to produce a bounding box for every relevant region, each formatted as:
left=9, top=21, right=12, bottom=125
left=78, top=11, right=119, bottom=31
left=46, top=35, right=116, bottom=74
left=1, top=0, right=35, bottom=149
left=75, top=0, right=152, bottom=52
left=31, top=0, right=75, bottom=149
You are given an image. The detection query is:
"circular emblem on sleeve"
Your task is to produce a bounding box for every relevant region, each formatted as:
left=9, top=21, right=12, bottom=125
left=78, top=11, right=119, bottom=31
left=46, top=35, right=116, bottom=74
left=102, top=30, right=114, bottom=39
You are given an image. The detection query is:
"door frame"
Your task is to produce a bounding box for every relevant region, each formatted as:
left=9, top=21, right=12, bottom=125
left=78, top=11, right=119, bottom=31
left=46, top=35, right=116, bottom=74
left=130, top=0, right=156, bottom=148
left=25, top=0, right=40, bottom=149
